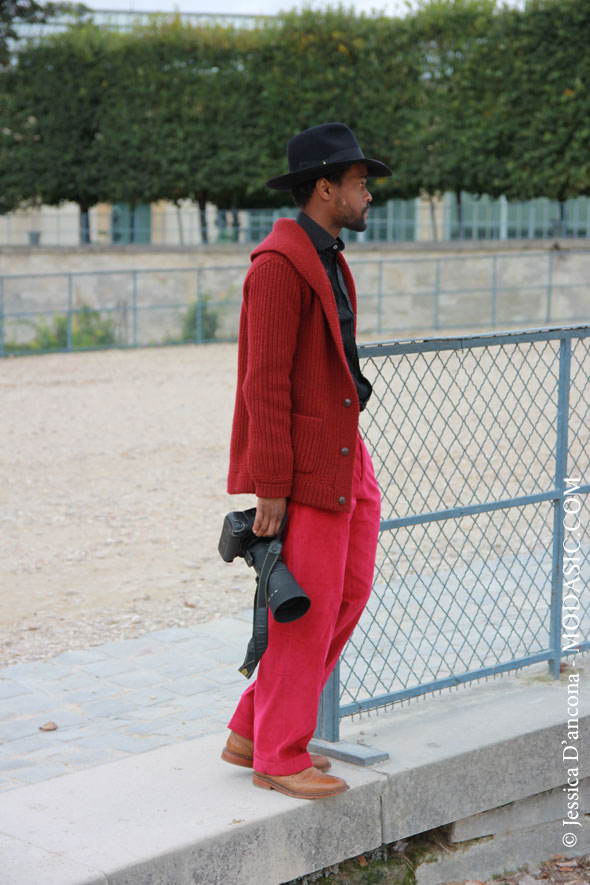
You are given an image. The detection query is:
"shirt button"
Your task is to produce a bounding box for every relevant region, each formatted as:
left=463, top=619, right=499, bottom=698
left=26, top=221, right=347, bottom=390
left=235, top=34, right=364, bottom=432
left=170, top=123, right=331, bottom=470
left=332, top=244, right=338, bottom=250
left=343, top=398, right=351, bottom=408
left=338, top=496, right=346, bottom=506
left=341, top=447, right=349, bottom=456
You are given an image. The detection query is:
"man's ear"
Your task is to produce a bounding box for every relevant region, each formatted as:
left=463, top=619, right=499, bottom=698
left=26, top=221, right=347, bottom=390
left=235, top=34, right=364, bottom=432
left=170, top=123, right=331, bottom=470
left=315, top=177, right=332, bottom=203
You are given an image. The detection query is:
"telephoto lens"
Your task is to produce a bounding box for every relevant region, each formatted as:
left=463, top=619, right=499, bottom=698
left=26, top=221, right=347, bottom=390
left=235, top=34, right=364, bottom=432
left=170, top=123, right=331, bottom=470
left=246, top=542, right=310, bottom=622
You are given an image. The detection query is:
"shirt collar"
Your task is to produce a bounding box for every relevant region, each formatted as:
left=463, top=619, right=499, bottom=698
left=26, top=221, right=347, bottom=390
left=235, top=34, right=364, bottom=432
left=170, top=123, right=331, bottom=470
left=296, top=211, right=345, bottom=255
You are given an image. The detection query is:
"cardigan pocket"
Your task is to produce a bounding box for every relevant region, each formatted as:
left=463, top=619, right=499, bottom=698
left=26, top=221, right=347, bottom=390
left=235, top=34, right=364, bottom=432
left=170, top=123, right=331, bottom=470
left=291, top=413, right=322, bottom=474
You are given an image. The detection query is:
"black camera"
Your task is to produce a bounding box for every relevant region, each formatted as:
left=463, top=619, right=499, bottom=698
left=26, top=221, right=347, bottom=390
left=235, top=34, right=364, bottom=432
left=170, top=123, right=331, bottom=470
left=218, top=508, right=310, bottom=623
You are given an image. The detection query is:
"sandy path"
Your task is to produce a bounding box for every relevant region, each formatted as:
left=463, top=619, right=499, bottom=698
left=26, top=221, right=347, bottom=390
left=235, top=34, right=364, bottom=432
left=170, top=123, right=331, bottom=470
left=0, top=344, right=256, bottom=667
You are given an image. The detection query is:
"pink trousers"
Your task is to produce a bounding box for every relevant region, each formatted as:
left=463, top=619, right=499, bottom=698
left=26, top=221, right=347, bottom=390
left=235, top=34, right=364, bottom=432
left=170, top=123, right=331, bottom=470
left=228, top=432, right=381, bottom=775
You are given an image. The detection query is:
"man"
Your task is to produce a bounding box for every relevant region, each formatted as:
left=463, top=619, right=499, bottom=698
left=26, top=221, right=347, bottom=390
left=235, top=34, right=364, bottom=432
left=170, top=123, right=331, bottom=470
left=222, top=123, right=391, bottom=799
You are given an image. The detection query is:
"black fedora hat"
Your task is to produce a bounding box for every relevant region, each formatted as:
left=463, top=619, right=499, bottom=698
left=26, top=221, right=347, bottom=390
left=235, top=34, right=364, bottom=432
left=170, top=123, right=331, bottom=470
left=265, top=122, right=392, bottom=191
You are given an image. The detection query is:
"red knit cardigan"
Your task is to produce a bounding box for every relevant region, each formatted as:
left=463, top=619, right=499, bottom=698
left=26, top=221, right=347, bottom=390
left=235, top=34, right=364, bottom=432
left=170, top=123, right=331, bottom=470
left=227, top=218, right=362, bottom=513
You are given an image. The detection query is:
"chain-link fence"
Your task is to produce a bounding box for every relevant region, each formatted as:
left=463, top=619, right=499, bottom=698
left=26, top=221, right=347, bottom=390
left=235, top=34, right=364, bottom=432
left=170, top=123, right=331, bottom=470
left=316, top=325, right=590, bottom=741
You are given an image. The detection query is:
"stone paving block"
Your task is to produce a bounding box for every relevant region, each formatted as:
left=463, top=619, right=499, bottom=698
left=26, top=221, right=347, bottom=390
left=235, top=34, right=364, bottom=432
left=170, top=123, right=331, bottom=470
left=0, top=733, right=51, bottom=755
left=108, top=669, right=165, bottom=689
left=102, top=637, right=170, bottom=659
left=155, top=662, right=201, bottom=679
left=0, top=680, right=30, bottom=700
left=77, top=733, right=170, bottom=754
left=53, top=649, right=109, bottom=666
left=60, top=683, right=120, bottom=704
left=9, top=762, right=71, bottom=784
left=64, top=748, right=120, bottom=768
left=118, top=687, right=176, bottom=708
left=79, top=698, right=139, bottom=719
left=0, top=692, right=61, bottom=717
left=125, top=720, right=188, bottom=737
left=204, top=646, right=246, bottom=667
left=206, top=668, right=244, bottom=686
left=58, top=674, right=105, bottom=693
left=0, top=758, right=37, bottom=772
left=122, top=705, right=185, bottom=722
left=167, top=676, right=219, bottom=696
left=1, top=718, right=47, bottom=742
left=88, top=638, right=162, bottom=658
left=36, top=709, right=90, bottom=729
left=80, top=659, right=138, bottom=678
left=144, top=627, right=202, bottom=643
left=198, top=620, right=251, bottom=643
left=0, top=661, right=72, bottom=682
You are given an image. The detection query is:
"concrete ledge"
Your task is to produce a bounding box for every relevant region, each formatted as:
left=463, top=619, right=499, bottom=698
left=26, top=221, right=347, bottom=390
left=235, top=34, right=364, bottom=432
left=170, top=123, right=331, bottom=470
left=0, top=733, right=383, bottom=885
left=0, top=661, right=588, bottom=884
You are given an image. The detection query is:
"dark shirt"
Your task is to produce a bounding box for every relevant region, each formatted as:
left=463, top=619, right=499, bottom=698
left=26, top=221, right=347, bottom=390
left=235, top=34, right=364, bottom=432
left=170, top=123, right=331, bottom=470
left=296, top=211, right=372, bottom=411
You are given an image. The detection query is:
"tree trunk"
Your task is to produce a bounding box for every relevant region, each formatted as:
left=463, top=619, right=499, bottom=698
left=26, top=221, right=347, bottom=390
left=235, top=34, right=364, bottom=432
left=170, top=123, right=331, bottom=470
left=79, top=204, right=90, bottom=244
left=198, top=197, right=208, bottom=244
left=455, top=190, right=464, bottom=240
left=429, top=194, right=438, bottom=241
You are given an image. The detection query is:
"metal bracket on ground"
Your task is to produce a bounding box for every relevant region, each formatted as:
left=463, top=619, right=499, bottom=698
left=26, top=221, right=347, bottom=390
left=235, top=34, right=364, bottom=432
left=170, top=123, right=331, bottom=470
left=308, top=739, right=389, bottom=767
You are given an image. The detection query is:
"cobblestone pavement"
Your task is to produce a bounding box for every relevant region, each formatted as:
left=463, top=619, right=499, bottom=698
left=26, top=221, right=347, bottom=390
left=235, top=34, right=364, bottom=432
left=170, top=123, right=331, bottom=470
left=0, top=614, right=253, bottom=792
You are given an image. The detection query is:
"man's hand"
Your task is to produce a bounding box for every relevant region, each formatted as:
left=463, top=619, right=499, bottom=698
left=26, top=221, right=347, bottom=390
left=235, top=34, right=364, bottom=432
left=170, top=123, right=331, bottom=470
left=253, top=497, right=287, bottom=537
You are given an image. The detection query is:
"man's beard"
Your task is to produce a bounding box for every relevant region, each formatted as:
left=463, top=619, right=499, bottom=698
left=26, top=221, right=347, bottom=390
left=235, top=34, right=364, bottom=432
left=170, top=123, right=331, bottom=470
left=336, top=201, right=368, bottom=232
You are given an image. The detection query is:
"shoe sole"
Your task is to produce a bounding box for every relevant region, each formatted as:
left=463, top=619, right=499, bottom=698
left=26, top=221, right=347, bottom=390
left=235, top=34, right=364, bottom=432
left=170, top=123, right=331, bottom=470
left=252, top=772, right=349, bottom=800
left=221, top=747, right=252, bottom=768
left=221, top=748, right=331, bottom=772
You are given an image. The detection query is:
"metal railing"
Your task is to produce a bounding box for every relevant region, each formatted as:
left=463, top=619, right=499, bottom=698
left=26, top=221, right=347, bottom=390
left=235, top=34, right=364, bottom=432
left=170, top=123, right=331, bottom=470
left=316, top=325, right=590, bottom=741
left=1, top=250, right=589, bottom=355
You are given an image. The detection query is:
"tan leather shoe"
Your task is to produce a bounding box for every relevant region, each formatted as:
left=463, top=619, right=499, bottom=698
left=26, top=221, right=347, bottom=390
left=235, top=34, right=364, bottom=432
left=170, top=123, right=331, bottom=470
left=221, top=731, right=331, bottom=772
left=252, top=766, right=349, bottom=799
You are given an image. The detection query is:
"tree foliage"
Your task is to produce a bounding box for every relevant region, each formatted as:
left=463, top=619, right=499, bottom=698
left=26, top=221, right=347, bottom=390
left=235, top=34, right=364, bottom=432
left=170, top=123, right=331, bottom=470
left=1, top=0, right=588, bottom=234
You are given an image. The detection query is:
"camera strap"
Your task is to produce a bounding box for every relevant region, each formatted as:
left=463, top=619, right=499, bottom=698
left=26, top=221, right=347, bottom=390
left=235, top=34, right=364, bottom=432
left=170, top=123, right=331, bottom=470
left=238, top=513, right=287, bottom=679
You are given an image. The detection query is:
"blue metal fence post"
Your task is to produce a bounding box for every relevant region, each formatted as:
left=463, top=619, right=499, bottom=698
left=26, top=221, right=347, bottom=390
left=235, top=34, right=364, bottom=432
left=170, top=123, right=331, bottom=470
left=67, top=274, right=73, bottom=351
left=0, top=276, right=4, bottom=358
left=132, top=271, right=138, bottom=347
left=377, top=260, right=383, bottom=335
left=196, top=268, right=203, bottom=343
left=434, top=258, right=441, bottom=329
left=315, top=661, right=340, bottom=742
left=548, top=335, right=571, bottom=678
left=491, top=255, right=497, bottom=328
left=546, top=251, right=554, bottom=324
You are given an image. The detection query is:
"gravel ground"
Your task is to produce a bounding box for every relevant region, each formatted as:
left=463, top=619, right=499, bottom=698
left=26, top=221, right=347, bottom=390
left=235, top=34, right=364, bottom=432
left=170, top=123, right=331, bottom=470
left=0, top=344, right=256, bottom=668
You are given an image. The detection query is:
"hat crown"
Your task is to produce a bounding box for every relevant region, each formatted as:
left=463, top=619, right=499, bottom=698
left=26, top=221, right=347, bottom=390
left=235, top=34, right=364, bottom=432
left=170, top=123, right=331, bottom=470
left=287, top=123, right=364, bottom=173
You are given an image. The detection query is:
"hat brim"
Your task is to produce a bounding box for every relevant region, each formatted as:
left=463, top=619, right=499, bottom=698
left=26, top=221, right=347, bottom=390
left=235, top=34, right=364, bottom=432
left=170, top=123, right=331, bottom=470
left=265, top=157, right=392, bottom=191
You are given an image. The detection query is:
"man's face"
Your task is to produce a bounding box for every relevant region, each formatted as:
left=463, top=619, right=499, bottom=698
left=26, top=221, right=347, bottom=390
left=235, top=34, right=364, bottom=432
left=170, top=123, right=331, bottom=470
left=330, top=163, right=372, bottom=232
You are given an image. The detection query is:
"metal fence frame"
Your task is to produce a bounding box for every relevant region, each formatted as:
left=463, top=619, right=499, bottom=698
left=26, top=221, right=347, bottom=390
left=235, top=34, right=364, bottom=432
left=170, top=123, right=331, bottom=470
left=1, top=250, right=589, bottom=356
left=316, top=324, right=590, bottom=742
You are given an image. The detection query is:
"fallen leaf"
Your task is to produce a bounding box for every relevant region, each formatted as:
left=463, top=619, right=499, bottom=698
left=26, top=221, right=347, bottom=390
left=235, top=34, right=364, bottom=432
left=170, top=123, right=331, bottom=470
left=230, top=819, right=245, bottom=825
left=184, top=601, right=196, bottom=608
left=357, top=855, right=368, bottom=867
left=39, top=721, right=57, bottom=732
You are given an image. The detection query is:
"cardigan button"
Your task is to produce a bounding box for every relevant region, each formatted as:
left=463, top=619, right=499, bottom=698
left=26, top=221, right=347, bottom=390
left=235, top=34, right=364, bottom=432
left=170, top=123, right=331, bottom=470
left=343, top=398, right=351, bottom=408
left=341, top=447, right=349, bottom=456
left=338, top=496, right=346, bottom=506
